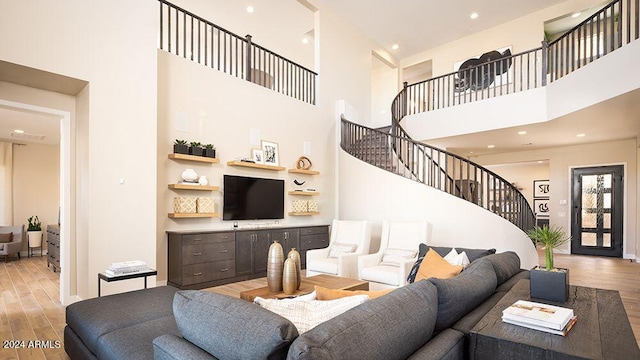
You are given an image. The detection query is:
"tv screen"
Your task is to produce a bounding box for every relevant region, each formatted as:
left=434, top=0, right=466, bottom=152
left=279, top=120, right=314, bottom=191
left=223, top=175, right=284, bottom=220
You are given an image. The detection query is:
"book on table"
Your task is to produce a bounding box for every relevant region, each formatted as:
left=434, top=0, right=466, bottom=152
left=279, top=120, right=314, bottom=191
left=502, top=315, right=578, bottom=336
left=106, top=260, right=149, bottom=276
left=502, top=300, right=574, bottom=331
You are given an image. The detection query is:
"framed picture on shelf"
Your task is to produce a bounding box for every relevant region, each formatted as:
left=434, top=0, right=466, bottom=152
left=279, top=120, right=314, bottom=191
left=261, top=140, right=279, bottom=166
left=533, top=179, right=550, bottom=198
left=533, top=199, right=550, bottom=217
left=251, top=148, right=264, bottom=164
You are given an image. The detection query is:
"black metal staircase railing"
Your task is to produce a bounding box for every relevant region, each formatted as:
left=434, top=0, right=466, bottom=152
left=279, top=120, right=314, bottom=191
left=399, top=0, right=639, bottom=115
left=341, top=116, right=536, bottom=232
left=157, top=0, right=317, bottom=105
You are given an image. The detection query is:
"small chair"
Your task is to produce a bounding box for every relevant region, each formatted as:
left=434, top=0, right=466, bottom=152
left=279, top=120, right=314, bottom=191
left=0, top=225, right=25, bottom=262
left=306, top=219, right=372, bottom=279
left=358, top=220, right=430, bottom=289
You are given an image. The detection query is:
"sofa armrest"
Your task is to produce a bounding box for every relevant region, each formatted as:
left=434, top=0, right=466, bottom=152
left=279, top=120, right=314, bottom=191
left=407, top=328, right=466, bottom=360
left=306, top=248, right=330, bottom=263
left=153, top=334, right=217, bottom=360
left=337, top=252, right=361, bottom=279
left=358, top=253, right=384, bottom=279
left=398, top=258, right=418, bottom=286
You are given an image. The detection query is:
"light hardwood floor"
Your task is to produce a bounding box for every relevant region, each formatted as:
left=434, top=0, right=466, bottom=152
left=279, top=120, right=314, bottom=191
left=1, top=252, right=638, bottom=359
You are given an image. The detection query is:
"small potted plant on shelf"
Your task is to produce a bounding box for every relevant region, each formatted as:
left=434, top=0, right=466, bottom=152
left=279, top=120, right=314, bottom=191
left=27, top=215, right=43, bottom=252
left=526, top=224, right=571, bottom=302
left=203, top=144, right=216, bottom=158
left=173, top=139, right=189, bottom=154
left=189, top=141, right=203, bottom=156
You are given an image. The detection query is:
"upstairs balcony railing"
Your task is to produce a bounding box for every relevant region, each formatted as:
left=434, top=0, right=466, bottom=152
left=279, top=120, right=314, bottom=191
left=399, top=0, right=638, bottom=115
left=158, top=0, right=317, bottom=105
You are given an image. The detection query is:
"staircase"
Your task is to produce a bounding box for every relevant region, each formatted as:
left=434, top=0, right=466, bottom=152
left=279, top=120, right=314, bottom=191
left=342, top=0, right=639, bottom=232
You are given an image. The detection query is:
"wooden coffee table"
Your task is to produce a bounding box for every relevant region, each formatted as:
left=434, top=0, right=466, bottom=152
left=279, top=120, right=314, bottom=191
left=240, top=274, right=369, bottom=302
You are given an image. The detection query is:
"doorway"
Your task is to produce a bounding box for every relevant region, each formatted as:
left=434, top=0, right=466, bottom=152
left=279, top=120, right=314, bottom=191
left=571, top=165, right=623, bottom=257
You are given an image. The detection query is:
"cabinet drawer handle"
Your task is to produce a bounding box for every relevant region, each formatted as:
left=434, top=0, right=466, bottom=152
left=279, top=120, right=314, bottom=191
left=220, top=249, right=228, bottom=253
left=192, top=237, right=202, bottom=242
left=220, top=268, right=229, bottom=272
left=193, top=272, right=203, bottom=276
left=221, top=235, right=228, bottom=239
left=193, top=252, right=203, bottom=256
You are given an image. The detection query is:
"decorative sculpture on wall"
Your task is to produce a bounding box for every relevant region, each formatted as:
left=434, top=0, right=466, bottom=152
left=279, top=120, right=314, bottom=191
left=296, top=156, right=313, bottom=170
left=454, top=48, right=512, bottom=92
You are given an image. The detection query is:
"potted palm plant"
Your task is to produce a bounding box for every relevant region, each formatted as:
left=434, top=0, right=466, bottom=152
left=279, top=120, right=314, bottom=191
left=27, top=215, right=43, bottom=254
left=526, top=224, right=571, bottom=302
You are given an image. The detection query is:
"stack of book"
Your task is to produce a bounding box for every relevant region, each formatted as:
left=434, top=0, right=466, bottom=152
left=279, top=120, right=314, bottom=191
left=502, top=300, right=577, bottom=336
left=106, top=260, right=149, bottom=276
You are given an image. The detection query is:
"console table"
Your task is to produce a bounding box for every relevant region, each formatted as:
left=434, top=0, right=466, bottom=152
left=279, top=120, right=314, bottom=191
left=98, top=269, right=157, bottom=297
left=470, top=279, right=639, bottom=359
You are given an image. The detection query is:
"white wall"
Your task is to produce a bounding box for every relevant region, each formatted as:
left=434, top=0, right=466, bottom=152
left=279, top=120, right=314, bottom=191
left=371, top=63, right=398, bottom=128
left=338, top=149, right=539, bottom=269
left=0, top=0, right=159, bottom=300
left=13, top=143, right=60, bottom=254
left=473, top=139, right=638, bottom=260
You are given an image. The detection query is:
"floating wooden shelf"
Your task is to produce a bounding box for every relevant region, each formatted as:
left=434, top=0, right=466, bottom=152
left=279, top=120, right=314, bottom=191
left=168, top=153, right=220, bottom=163
left=168, top=212, right=219, bottom=219
left=288, top=169, right=319, bottom=175
left=288, top=191, right=320, bottom=196
left=288, top=212, right=320, bottom=216
left=168, top=184, right=220, bottom=191
left=227, top=160, right=285, bottom=171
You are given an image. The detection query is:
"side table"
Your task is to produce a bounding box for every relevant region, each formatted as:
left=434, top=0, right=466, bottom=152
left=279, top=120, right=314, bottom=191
left=98, top=269, right=157, bottom=297
left=469, top=279, right=639, bottom=359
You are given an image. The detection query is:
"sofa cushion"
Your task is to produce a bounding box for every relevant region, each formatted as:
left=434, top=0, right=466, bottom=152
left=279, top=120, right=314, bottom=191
left=451, top=291, right=506, bottom=334
left=65, top=286, right=179, bottom=355
left=96, top=315, right=179, bottom=360
left=496, top=269, right=530, bottom=293
left=153, top=334, right=218, bottom=360
left=287, top=280, right=438, bottom=360
left=0, top=232, right=12, bottom=243
left=173, top=290, right=298, bottom=360
left=361, top=264, right=403, bottom=286
left=306, top=257, right=338, bottom=275
left=407, top=328, right=466, bottom=360
left=415, top=249, right=463, bottom=281
left=429, top=259, right=497, bottom=332
left=483, top=251, right=521, bottom=286
left=314, top=286, right=393, bottom=300
left=255, top=295, right=368, bottom=333
left=429, top=246, right=496, bottom=263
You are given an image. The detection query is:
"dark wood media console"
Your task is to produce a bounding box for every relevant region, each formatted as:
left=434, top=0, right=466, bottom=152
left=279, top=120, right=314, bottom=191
left=167, top=225, right=329, bottom=290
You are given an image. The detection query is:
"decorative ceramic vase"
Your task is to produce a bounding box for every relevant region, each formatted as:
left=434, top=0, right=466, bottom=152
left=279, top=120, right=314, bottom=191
left=282, top=258, right=298, bottom=295
left=198, top=175, right=208, bottom=186
left=267, top=241, right=284, bottom=292
left=181, top=169, right=197, bottom=182
left=287, top=248, right=302, bottom=290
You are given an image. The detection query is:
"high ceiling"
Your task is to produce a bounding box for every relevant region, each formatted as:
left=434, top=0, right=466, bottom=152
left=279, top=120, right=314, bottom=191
left=315, top=0, right=569, bottom=59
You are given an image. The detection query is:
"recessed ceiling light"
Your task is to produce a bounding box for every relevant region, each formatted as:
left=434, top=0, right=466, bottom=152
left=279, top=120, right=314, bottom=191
left=537, top=161, right=544, bottom=164
left=246, top=6, right=254, bottom=13
left=13, top=129, right=24, bottom=134
left=470, top=13, right=479, bottom=19
left=576, top=133, right=586, bottom=137
left=469, top=151, right=475, bottom=154
left=518, top=131, right=527, bottom=135
left=391, top=44, right=399, bottom=50
left=572, top=12, right=581, bottom=18
left=487, top=145, right=495, bottom=149
left=302, top=37, right=309, bottom=44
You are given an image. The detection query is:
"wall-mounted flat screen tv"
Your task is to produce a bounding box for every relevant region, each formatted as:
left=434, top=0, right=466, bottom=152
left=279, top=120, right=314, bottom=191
left=223, top=175, right=284, bottom=220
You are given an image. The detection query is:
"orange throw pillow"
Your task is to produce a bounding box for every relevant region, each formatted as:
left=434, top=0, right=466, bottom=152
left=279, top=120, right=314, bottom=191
left=314, top=286, right=394, bottom=300
left=415, top=249, right=463, bottom=282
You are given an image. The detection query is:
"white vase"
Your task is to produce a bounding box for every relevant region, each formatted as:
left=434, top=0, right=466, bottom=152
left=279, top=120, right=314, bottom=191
left=198, top=175, right=208, bottom=186
left=181, top=169, right=197, bottom=182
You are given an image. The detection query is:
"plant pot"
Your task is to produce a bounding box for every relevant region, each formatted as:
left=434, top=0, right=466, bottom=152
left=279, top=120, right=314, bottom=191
left=189, top=146, right=203, bottom=156
left=204, top=149, right=216, bottom=158
left=530, top=266, right=569, bottom=302
left=27, top=230, right=43, bottom=248
left=173, top=144, right=189, bottom=154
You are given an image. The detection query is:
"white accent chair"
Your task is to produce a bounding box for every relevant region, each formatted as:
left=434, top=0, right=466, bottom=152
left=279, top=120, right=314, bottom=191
left=358, top=220, right=430, bottom=290
left=0, top=225, right=24, bottom=262
left=306, top=219, right=372, bottom=279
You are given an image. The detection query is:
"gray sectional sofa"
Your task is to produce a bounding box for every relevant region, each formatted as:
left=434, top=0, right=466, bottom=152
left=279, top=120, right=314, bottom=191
left=64, top=250, right=528, bottom=360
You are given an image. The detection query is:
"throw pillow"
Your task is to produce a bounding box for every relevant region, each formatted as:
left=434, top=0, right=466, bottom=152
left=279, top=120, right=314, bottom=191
left=254, top=295, right=369, bottom=333
left=380, top=248, right=418, bottom=267
left=314, top=286, right=394, bottom=300
left=443, top=248, right=470, bottom=268
left=429, top=246, right=496, bottom=263
left=328, top=243, right=358, bottom=258
left=415, top=249, right=463, bottom=282
left=172, top=290, right=298, bottom=360
left=0, top=232, right=13, bottom=243
left=406, top=243, right=429, bottom=284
